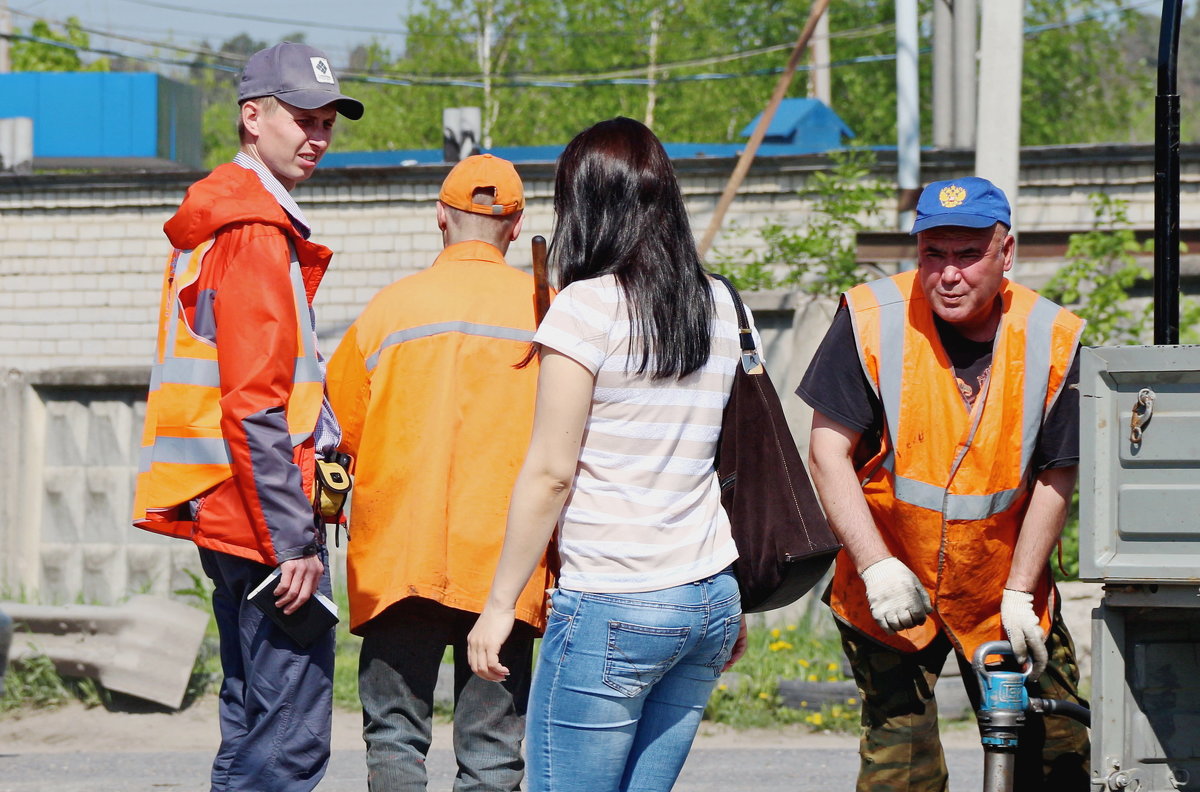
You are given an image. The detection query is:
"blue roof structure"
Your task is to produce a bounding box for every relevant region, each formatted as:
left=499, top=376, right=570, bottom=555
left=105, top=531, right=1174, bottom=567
left=739, top=98, right=855, bottom=148
left=321, top=99, right=854, bottom=168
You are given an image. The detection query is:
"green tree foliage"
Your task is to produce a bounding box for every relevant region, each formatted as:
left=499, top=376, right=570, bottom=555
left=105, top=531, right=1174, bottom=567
left=119, top=0, right=1163, bottom=163
left=711, top=148, right=890, bottom=293
left=11, top=17, right=110, bottom=72
left=1022, top=0, right=1153, bottom=145
left=336, top=0, right=820, bottom=153
left=1041, top=193, right=1152, bottom=346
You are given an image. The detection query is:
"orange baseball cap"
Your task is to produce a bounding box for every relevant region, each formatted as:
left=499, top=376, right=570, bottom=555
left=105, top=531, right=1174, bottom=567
left=439, top=154, right=524, bottom=216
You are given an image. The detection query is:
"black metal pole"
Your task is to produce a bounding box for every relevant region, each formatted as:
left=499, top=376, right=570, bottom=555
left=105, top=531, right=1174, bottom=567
left=1155, top=0, right=1183, bottom=345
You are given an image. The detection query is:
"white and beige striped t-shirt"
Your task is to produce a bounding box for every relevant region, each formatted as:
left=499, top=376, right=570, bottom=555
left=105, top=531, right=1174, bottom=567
left=533, top=273, right=762, bottom=593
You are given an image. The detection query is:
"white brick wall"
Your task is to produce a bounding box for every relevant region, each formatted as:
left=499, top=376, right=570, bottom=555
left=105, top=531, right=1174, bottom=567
left=3, top=143, right=1192, bottom=373
left=3, top=143, right=1198, bottom=603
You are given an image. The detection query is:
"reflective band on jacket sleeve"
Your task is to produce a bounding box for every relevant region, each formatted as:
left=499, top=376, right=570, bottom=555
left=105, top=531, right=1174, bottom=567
left=140, top=436, right=232, bottom=471
left=366, top=321, right=536, bottom=371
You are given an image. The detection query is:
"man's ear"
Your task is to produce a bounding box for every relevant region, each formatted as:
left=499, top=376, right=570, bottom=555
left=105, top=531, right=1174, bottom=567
left=510, top=212, right=524, bottom=242
left=1000, top=232, right=1016, bottom=272
left=436, top=201, right=449, bottom=232
left=241, top=100, right=263, bottom=139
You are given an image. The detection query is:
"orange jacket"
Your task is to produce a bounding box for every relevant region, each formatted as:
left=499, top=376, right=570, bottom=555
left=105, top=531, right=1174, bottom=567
left=327, top=241, right=552, bottom=633
left=132, top=163, right=330, bottom=565
left=830, top=271, right=1084, bottom=658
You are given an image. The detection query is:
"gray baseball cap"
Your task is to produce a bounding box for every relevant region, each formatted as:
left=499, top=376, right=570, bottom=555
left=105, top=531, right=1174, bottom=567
left=238, top=42, right=364, bottom=120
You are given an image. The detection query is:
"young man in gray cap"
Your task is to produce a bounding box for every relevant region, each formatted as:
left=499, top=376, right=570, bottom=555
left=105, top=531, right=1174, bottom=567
left=132, top=42, right=362, bottom=792
left=799, top=176, right=1090, bottom=791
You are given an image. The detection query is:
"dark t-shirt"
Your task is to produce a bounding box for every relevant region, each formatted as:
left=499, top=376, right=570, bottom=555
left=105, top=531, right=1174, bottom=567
left=796, top=304, right=1079, bottom=472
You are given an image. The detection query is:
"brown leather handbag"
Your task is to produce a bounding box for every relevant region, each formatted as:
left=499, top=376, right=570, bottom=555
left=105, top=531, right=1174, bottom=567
left=712, top=274, right=841, bottom=613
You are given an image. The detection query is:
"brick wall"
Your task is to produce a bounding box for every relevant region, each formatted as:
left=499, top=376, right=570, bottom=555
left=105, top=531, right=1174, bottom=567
left=2, top=143, right=1197, bottom=602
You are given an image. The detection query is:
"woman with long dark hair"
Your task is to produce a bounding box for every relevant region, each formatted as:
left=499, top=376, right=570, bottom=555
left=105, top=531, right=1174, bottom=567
left=467, top=117, right=757, bottom=792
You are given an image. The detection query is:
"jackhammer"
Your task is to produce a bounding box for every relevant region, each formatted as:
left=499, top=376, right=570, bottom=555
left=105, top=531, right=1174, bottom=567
left=972, top=640, right=1091, bottom=792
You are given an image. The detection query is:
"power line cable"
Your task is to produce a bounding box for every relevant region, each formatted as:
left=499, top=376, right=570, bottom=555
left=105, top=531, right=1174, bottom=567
left=2, top=0, right=1160, bottom=89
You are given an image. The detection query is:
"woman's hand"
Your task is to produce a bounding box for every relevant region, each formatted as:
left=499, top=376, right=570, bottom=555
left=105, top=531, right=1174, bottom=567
left=722, top=616, right=749, bottom=671
left=468, top=605, right=517, bottom=682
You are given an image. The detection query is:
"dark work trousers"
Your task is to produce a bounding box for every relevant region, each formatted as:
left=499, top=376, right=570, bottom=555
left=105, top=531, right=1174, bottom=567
left=358, top=597, right=536, bottom=792
left=837, top=607, right=1090, bottom=792
left=199, top=546, right=335, bottom=792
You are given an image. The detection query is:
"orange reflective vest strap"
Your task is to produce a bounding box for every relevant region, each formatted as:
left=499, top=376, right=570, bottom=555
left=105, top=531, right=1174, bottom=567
left=830, top=271, right=1084, bottom=657
left=132, top=239, right=325, bottom=534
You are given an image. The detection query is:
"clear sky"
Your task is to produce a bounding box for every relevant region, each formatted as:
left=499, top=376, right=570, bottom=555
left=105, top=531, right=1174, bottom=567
left=9, top=0, right=410, bottom=69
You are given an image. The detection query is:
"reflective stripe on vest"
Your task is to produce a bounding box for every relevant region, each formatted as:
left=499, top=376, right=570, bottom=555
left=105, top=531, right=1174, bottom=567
left=859, top=275, right=1062, bottom=521
left=134, top=239, right=323, bottom=500
left=365, top=321, right=535, bottom=371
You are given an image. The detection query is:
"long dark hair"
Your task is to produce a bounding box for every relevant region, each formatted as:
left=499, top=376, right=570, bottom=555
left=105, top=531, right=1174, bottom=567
left=550, top=117, right=713, bottom=379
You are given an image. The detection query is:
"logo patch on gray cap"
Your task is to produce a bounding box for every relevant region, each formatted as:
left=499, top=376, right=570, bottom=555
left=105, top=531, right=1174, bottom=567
left=311, top=57, right=335, bottom=84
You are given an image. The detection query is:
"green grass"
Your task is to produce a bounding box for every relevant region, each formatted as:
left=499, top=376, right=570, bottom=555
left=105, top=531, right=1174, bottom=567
left=3, top=584, right=874, bottom=735
left=704, top=618, right=861, bottom=731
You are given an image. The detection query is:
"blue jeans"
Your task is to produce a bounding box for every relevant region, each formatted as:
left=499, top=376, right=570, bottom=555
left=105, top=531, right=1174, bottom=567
left=199, top=547, right=335, bottom=792
left=526, top=568, right=741, bottom=792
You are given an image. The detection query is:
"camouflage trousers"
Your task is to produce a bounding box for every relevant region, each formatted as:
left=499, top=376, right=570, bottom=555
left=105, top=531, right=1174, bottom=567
left=837, top=611, right=1090, bottom=792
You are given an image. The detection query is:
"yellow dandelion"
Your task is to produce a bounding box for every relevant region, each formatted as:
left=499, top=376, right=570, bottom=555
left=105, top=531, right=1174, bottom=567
left=800, top=700, right=808, bottom=707
left=758, top=691, right=770, bottom=700
left=807, top=712, right=824, bottom=726
left=770, top=628, right=781, bottom=639
left=797, top=658, right=810, bottom=668
left=786, top=624, right=797, bottom=631
left=826, top=676, right=839, bottom=682
left=848, top=697, right=858, bottom=705
left=831, top=706, right=844, bottom=717
left=808, top=674, right=818, bottom=682
left=768, top=640, right=794, bottom=652
left=827, top=662, right=839, bottom=671
left=717, top=684, right=728, bottom=691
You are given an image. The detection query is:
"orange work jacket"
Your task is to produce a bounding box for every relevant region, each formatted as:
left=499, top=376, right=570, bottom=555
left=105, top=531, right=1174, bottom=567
left=326, top=240, right=552, bottom=633
left=829, top=271, right=1084, bottom=659
left=132, top=164, right=328, bottom=565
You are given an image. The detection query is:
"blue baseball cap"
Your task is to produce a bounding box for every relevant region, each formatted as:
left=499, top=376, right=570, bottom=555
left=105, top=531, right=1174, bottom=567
left=910, top=176, right=1011, bottom=235
left=238, top=42, right=364, bottom=120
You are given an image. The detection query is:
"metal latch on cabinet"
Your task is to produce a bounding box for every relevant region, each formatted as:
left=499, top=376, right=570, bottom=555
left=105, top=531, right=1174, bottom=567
left=1129, top=388, right=1156, bottom=445
left=1100, top=760, right=1141, bottom=791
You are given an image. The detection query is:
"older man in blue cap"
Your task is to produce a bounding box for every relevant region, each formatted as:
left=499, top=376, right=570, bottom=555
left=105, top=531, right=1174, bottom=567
left=798, top=176, right=1090, bottom=791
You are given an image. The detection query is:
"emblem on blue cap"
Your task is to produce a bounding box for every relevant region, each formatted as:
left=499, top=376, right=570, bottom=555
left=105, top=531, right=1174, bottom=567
left=939, top=185, right=966, bottom=209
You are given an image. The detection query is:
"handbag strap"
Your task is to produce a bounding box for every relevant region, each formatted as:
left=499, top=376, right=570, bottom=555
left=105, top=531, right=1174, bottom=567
left=709, top=273, right=763, bottom=373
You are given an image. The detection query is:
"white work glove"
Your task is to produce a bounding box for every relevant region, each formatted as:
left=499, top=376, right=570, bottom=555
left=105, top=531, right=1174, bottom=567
left=860, top=557, right=932, bottom=634
left=1001, top=588, right=1048, bottom=680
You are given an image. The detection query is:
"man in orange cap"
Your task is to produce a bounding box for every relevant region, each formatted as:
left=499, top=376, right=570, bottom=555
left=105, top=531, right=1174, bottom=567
left=328, top=154, right=552, bottom=791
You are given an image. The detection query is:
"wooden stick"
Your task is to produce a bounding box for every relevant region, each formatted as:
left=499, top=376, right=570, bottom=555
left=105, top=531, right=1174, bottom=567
left=532, top=234, right=551, bottom=325
left=696, top=0, right=832, bottom=261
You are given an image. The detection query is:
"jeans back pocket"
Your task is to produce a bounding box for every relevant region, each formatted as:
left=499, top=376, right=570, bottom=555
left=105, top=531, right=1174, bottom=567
left=603, top=621, right=691, bottom=698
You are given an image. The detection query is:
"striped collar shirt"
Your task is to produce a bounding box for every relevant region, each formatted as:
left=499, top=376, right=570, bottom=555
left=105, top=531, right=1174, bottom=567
left=233, top=151, right=311, bottom=239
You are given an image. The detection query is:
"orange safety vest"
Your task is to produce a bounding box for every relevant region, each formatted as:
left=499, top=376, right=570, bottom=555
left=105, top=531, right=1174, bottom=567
left=132, top=239, right=325, bottom=537
left=829, top=271, right=1084, bottom=658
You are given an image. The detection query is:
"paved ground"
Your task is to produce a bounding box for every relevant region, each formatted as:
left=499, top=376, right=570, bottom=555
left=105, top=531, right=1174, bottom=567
left=0, top=701, right=988, bottom=791
left=0, top=743, right=988, bottom=792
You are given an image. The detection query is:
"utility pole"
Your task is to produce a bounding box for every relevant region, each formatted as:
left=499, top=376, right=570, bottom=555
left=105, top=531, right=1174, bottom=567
left=809, top=5, right=830, bottom=107
left=953, top=0, right=978, bottom=148
left=0, top=0, right=12, bottom=74
left=895, top=0, right=920, bottom=231
left=932, top=0, right=953, bottom=147
left=975, top=0, right=1024, bottom=236
left=645, top=7, right=662, bottom=129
